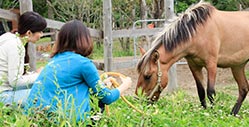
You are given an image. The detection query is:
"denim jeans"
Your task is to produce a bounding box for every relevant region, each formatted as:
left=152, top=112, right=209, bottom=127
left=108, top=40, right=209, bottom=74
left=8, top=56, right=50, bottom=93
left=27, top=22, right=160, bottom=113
left=0, top=89, right=31, bottom=106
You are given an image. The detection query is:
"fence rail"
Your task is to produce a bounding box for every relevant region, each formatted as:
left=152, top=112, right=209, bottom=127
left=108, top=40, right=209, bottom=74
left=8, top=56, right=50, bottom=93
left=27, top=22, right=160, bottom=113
left=0, top=9, right=18, bottom=21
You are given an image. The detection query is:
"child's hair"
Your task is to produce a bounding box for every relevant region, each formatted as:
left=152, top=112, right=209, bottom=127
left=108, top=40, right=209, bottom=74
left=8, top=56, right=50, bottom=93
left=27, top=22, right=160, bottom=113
left=18, top=11, right=47, bottom=35
left=51, top=20, right=93, bottom=57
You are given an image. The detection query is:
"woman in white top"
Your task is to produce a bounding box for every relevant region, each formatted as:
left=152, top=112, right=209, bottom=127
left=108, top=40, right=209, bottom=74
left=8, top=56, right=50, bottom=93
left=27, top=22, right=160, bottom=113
left=0, top=11, right=47, bottom=106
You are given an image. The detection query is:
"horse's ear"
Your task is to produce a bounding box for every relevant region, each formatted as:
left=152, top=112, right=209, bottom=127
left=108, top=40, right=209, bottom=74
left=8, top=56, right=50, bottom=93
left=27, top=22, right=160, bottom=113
left=139, top=46, right=146, bottom=56
left=152, top=50, right=160, bottom=62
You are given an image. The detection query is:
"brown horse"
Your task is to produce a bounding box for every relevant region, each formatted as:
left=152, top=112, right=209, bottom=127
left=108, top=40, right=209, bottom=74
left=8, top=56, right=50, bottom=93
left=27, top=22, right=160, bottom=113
left=135, top=1, right=249, bottom=115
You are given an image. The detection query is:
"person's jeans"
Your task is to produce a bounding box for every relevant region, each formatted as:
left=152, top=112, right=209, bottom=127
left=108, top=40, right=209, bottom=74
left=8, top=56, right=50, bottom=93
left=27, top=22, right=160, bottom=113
left=0, top=89, right=31, bottom=106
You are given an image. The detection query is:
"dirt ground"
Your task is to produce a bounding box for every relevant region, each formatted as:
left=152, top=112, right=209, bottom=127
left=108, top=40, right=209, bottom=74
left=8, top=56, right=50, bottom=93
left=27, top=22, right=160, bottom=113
left=104, top=61, right=249, bottom=97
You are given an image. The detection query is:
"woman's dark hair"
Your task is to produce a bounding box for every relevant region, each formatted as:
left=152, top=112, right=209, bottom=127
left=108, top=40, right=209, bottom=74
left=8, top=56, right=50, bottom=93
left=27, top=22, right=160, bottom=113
left=51, top=20, right=93, bottom=57
left=18, top=11, right=47, bottom=35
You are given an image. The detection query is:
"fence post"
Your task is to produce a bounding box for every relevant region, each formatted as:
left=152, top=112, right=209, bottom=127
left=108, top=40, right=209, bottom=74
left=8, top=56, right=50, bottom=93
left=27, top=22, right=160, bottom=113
left=165, top=0, right=178, bottom=92
left=167, top=63, right=178, bottom=92
left=19, top=0, right=37, bottom=71
left=103, top=0, right=113, bottom=71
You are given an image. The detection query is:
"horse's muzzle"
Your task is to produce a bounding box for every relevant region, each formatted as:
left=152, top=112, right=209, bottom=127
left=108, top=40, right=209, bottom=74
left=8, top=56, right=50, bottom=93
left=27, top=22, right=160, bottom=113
left=148, top=91, right=161, bottom=102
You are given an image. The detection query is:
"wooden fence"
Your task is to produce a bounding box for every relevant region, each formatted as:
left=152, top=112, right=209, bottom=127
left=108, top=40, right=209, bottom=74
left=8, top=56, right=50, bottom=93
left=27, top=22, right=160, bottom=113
left=0, top=2, right=164, bottom=70
left=0, top=0, right=178, bottom=91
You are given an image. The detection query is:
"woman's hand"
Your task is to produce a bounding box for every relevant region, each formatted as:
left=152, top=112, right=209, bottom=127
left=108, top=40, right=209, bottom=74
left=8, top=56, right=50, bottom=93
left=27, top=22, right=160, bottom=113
left=117, top=76, right=132, bottom=95
left=103, top=77, right=114, bottom=88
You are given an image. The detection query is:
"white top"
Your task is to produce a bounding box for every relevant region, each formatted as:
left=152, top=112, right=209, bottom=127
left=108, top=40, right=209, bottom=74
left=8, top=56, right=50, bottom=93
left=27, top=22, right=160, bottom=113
left=0, top=32, right=38, bottom=92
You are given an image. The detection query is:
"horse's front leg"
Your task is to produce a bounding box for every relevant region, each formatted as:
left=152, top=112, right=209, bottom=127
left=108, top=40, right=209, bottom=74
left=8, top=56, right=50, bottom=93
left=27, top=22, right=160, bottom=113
left=231, top=65, right=249, bottom=115
left=188, top=62, right=207, bottom=108
left=206, top=62, right=217, bottom=105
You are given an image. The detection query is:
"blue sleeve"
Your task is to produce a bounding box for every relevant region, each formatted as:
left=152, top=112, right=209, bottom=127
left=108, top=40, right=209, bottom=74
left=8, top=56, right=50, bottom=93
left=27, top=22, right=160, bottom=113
left=98, top=87, right=120, bottom=105
left=81, top=60, right=100, bottom=90
left=81, top=60, right=120, bottom=104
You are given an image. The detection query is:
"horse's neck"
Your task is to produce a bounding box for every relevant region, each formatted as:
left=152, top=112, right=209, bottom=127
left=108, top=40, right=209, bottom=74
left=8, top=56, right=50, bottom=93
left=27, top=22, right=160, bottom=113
left=160, top=46, right=188, bottom=69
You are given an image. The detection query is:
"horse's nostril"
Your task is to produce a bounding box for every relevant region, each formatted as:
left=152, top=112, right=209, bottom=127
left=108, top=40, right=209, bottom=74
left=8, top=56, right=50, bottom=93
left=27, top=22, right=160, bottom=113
left=153, top=95, right=157, bottom=99
left=149, top=95, right=160, bottom=102
left=151, top=95, right=157, bottom=101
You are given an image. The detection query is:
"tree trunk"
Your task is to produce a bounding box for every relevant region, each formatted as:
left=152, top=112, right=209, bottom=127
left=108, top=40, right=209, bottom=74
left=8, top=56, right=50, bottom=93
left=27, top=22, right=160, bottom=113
left=139, top=0, right=151, bottom=50
left=140, top=0, right=147, bottom=28
left=153, top=0, right=164, bottom=26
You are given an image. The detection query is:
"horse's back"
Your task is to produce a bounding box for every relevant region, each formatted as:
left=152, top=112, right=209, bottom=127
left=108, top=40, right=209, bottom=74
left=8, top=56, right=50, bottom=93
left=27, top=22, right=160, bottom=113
left=215, top=10, right=249, bottom=41
left=213, top=10, right=249, bottom=66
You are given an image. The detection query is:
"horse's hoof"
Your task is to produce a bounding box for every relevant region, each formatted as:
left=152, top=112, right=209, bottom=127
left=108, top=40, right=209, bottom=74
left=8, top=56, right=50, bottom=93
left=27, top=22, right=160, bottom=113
left=231, top=102, right=242, bottom=116
left=201, top=100, right=207, bottom=109
left=230, top=111, right=241, bottom=118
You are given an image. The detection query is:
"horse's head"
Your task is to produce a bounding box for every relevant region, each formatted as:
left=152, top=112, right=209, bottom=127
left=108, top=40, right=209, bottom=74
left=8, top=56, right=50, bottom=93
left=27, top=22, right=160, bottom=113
left=135, top=1, right=214, bottom=102
left=135, top=47, right=169, bottom=102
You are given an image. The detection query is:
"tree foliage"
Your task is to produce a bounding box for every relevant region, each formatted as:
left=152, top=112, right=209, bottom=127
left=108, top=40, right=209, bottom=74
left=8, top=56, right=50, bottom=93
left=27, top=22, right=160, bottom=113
left=33, top=0, right=48, bottom=17
left=46, top=0, right=102, bottom=29
left=2, top=0, right=249, bottom=30
left=0, top=0, right=19, bottom=9
left=175, top=0, right=249, bottom=13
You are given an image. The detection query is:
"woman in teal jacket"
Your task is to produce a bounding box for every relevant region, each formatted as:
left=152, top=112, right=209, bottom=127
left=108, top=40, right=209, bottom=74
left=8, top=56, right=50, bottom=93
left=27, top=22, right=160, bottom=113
left=26, top=20, right=132, bottom=121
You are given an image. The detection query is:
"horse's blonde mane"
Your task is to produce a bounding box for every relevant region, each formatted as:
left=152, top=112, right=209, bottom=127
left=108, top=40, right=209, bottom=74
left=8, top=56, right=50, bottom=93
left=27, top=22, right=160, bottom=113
left=137, top=1, right=215, bottom=73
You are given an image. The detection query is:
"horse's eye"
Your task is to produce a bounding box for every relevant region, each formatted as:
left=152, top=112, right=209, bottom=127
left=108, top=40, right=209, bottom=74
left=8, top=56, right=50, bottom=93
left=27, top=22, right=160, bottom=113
left=144, top=75, right=151, bottom=80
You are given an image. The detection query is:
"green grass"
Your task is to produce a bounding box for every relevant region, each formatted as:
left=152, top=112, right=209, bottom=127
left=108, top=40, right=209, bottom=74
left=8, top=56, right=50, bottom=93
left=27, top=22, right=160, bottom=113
left=36, top=37, right=52, bottom=44
left=90, top=40, right=134, bottom=60
left=1, top=90, right=249, bottom=126
left=102, top=90, right=249, bottom=127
